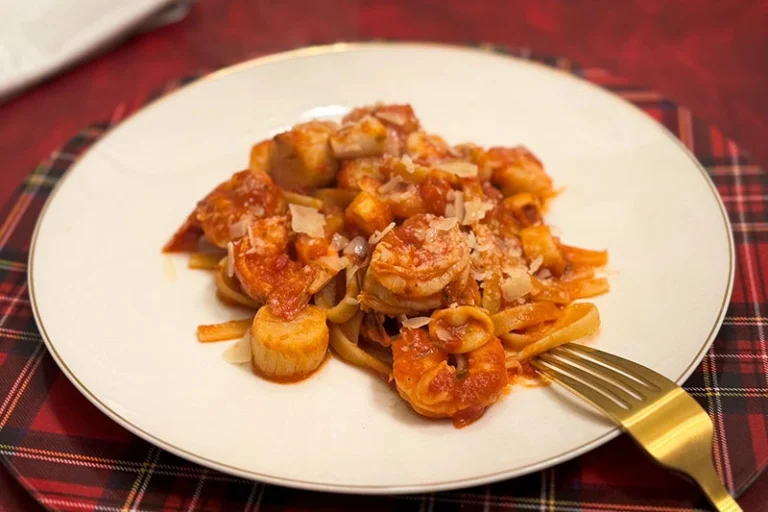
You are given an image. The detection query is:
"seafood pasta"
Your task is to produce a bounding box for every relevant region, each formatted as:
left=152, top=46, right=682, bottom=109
left=164, top=103, right=609, bottom=427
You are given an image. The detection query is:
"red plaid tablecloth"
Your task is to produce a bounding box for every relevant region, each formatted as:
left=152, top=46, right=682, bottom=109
left=1, top=46, right=767, bottom=511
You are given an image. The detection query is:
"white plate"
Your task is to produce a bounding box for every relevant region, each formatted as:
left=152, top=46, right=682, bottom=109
left=29, top=43, right=734, bottom=494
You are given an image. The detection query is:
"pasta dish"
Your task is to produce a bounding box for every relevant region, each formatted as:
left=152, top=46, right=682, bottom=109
left=163, top=103, right=609, bottom=427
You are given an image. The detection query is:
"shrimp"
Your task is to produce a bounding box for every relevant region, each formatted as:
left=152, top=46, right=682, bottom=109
left=359, top=272, right=444, bottom=316
left=196, top=169, right=286, bottom=247
left=233, top=215, right=335, bottom=319
left=232, top=217, right=295, bottom=301
left=234, top=245, right=319, bottom=320
left=367, top=214, right=470, bottom=297
left=392, top=327, right=508, bottom=427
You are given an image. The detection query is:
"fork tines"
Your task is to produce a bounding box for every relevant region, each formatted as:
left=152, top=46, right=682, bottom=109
left=531, top=344, right=673, bottom=421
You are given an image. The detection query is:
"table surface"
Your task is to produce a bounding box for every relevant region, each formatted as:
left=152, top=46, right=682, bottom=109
left=1, top=1, right=767, bottom=510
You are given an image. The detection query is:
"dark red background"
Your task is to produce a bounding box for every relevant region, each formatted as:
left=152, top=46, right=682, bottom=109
left=1, top=1, right=767, bottom=509
left=1, top=0, right=767, bottom=210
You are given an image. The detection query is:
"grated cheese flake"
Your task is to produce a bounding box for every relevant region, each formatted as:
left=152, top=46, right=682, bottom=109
left=401, top=154, right=416, bottom=174
left=465, top=231, right=478, bottom=249
left=529, top=256, right=544, bottom=273
left=434, top=325, right=452, bottom=341
left=430, top=216, right=458, bottom=231
left=222, top=334, right=251, bottom=364
left=229, top=217, right=250, bottom=239
left=462, top=198, right=494, bottom=225
left=401, top=316, right=431, bottom=329
left=289, top=203, right=326, bottom=238
left=368, top=222, right=396, bottom=244
left=453, top=192, right=465, bottom=224
left=501, top=269, right=533, bottom=302
left=378, top=175, right=404, bottom=194
left=226, top=242, right=235, bottom=278
left=375, top=110, right=408, bottom=126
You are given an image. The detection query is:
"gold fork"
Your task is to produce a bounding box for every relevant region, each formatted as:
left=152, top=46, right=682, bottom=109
left=530, top=343, right=742, bottom=512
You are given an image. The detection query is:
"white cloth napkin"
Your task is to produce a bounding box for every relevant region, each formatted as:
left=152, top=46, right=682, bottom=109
left=0, top=0, right=192, bottom=101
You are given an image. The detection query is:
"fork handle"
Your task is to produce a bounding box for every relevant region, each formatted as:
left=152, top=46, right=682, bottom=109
left=688, top=462, right=742, bottom=512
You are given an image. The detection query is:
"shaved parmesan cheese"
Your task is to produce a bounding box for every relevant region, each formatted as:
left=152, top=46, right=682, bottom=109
left=226, top=242, right=235, bottom=278
left=446, top=194, right=463, bottom=220
left=289, top=203, right=325, bottom=238
left=330, top=233, right=350, bottom=252
left=537, top=268, right=552, bottom=279
left=503, top=264, right=528, bottom=276
left=375, top=110, right=408, bottom=126
left=454, top=192, right=465, bottom=224
left=430, top=217, right=458, bottom=231
left=401, top=316, right=431, bottom=329
left=529, top=256, right=544, bottom=273
left=249, top=205, right=265, bottom=217
left=465, top=231, right=478, bottom=249
left=501, top=269, right=532, bottom=301
left=462, top=198, right=494, bottom=225
left=368, top=222, right=396, bottom=244
left=434, top=325, right=452, bottom=341
left=401, top=154, right=415, bottom=173
left=229, top=218, right=249, bottom=239
left=435, top=160, right=478, bottom=178
left=399, top=184, right=419, bottom=200
left=317, top=255, right=350, bottom=273
left=378, top=175, right=404, bottom=194
left=222, top=335, right=251, bottom=364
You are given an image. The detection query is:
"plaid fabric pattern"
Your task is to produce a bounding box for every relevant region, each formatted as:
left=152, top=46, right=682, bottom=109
left=1, top=46, right=767, bottom=511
